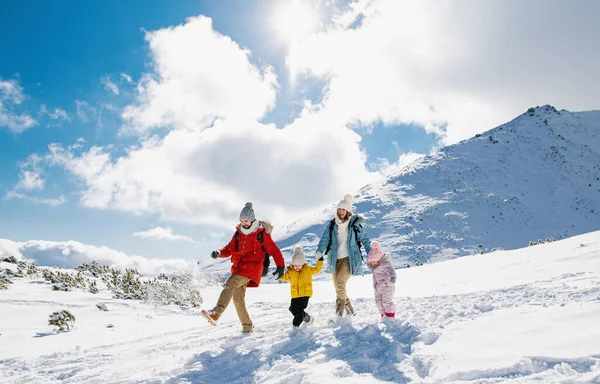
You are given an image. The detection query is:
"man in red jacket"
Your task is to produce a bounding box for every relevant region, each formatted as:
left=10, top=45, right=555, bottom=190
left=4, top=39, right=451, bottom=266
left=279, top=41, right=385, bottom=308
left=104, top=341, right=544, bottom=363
left=201, top=202, right=285, bottom=333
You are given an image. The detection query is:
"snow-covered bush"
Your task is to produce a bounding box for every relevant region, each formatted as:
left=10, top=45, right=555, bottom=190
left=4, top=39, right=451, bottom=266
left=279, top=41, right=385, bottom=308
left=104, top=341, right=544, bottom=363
left=77, top=261, right=111, bottom=277
left=21, top=261, right=38, bottom=276
left=3, top=268, right=16, bottom=278
left=48, top=310, right=76, bottom=332
left=1, top=255, right=18, bottom=264
left=0, top=275, right=12, bottom=290
left=144, top=272, right=203, bottom=308
left=88, top=280, right=99, bottom=294
left=42, top=269, right=88, bottom=291
left=102, top=268, right=146, bottom=300
left=52, top=283, right=72, bottom=292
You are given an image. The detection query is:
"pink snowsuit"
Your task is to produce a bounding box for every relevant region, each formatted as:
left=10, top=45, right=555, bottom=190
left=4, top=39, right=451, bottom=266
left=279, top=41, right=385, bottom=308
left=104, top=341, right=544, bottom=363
left=368, top=253, right=396, bottom=315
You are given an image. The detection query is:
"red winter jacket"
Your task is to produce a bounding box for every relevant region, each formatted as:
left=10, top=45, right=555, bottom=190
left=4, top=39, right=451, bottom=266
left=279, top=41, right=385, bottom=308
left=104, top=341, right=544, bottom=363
left=219, top=223, right=284, bottom=287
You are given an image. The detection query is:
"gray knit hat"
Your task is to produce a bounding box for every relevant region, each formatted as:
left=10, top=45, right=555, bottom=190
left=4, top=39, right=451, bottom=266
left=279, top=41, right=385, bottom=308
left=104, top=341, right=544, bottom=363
left=239, top=202, right=256, bottom=221
left=291, top=246, right=305, bottom=265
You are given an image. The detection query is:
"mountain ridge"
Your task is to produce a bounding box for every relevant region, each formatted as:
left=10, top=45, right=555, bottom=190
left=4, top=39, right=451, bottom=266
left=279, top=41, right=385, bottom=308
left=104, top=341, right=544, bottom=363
left=277, top=105, right=600, bottom=265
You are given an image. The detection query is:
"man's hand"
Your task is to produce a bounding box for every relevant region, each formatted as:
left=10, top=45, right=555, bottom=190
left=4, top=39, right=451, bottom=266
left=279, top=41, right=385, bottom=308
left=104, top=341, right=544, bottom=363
left=272, top=266, right=285, bottom=280
left=211, top=250, right=220, bottom=259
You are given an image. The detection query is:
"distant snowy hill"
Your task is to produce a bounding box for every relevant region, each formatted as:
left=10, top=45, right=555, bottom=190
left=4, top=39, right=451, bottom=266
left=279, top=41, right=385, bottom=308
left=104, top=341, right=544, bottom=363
left=278, top=105, right=600, bottom=265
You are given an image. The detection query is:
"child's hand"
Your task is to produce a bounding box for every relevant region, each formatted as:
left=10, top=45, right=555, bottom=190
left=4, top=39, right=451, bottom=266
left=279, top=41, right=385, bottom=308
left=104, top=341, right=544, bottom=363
left=390, top=276, right=396, bottom=284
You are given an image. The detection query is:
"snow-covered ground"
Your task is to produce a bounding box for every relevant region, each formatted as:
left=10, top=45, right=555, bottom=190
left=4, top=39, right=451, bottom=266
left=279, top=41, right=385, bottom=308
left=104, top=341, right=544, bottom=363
left=2, top=230, right=600, bottom=383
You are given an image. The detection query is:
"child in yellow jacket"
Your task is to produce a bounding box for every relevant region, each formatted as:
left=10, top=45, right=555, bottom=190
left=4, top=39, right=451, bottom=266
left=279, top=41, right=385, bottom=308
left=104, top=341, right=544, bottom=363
left=279, top=246, right=323, bottom=327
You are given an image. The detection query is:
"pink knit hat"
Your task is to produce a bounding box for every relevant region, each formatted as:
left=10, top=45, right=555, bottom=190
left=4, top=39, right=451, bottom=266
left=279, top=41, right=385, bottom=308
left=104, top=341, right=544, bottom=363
left=367, top=241, right=385, bottom=262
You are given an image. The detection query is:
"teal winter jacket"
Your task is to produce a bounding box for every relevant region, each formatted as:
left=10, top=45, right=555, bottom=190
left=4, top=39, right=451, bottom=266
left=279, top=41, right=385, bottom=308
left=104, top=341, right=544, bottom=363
left=316, top=215, right=372, bottom=276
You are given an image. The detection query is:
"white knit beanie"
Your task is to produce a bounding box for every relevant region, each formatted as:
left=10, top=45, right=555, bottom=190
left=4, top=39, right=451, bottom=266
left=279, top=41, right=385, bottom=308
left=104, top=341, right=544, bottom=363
left=291, top=246, right=305, bottom=265
left=336, top=194, right=354, bottom=214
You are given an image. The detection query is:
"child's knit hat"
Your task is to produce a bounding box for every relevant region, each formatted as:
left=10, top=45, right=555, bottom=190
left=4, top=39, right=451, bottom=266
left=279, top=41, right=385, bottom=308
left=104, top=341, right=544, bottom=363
left=367, top=241, right=385, bottom=263
left=291, top=246, right=305, bottom=265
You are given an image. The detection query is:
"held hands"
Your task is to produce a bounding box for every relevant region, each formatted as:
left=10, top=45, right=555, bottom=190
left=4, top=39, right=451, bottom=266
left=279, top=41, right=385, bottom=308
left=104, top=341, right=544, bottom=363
left=272, top=266, right=285, bottom=280
left=210, top=250, right=220, bottom=259
left=316, top=251, right=324, bottom=261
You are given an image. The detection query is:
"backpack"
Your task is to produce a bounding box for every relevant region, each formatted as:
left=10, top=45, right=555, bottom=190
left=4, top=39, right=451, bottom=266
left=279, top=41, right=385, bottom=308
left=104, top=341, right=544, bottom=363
left=325, top=216, right=363, bottom=259
left=234, top=227, right=271, bottom=276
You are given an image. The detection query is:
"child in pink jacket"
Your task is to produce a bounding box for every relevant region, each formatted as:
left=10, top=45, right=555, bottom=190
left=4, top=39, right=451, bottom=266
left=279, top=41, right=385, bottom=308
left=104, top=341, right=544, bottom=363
left=367, top=241, right=397, bottom=318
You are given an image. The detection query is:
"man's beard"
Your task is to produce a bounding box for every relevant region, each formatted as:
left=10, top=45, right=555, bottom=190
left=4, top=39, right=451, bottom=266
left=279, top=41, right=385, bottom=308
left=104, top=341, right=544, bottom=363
left=242, top=224, right=252, bottom=229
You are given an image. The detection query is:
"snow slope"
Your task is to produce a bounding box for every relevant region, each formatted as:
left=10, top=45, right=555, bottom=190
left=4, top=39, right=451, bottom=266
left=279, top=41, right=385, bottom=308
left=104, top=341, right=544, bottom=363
left=277, top=106, right=600, bottom=266
left=2, top=229, right=600, bottom=383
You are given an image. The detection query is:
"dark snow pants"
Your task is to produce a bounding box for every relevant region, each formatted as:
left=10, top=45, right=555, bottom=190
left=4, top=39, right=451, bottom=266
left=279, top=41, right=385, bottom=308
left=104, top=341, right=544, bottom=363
left=289, top=296, right=310, bottom=327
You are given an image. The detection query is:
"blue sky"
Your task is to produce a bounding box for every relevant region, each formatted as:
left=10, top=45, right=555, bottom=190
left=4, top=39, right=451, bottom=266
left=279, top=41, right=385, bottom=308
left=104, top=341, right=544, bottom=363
left=1, top=0, right=599, bottom=265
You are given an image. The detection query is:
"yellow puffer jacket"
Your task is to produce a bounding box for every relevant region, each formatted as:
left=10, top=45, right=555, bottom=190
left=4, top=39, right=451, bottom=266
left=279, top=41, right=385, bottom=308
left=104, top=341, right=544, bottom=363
left=280, top=260, right=323, bottom=298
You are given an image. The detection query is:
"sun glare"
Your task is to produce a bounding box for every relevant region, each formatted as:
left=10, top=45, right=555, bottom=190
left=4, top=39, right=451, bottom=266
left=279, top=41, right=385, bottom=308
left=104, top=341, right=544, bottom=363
left=271, top=0, right=319, bottom=44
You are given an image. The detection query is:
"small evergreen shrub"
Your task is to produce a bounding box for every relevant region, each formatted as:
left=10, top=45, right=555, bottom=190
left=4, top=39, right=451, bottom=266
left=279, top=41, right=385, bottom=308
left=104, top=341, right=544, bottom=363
left=0, top=276, right=11, bottom=290
left=42, top=269, right=88, bottom=291
left=52, top=283, right=72, bottom=291
left=77, top=261, right=111, bottom=277
left=1, top=255, right=18, bottom=264
left=88, top=280, right=99, bottom=294
left=144, top=272, right=203, bottom=307
left=48, top=310, right=76, bottom=332
left=102, top=268, right=146, bottom=300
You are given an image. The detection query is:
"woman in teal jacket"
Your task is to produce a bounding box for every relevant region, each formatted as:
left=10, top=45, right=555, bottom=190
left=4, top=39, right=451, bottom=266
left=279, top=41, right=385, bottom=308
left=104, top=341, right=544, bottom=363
left=316, top=194, right=372, bottom=317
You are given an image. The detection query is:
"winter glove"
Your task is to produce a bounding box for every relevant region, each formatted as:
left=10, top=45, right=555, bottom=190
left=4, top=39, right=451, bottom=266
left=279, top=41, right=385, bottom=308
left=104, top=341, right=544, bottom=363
left=273, top=266, right=285, bottom=280
left=210, top=250, right=220, bottom=259
left=390, top=276, right=396, bottom=284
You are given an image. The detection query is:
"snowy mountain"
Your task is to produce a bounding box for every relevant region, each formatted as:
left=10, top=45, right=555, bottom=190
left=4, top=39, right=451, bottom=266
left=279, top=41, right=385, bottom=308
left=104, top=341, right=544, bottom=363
left=278, top=105, right=600, bottom=265
left=2, top=229, right=600, bottom=383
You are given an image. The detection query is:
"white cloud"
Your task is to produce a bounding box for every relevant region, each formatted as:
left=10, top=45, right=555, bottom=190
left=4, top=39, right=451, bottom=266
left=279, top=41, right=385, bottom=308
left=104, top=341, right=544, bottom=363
left=20, top=15, right=378, bottom=230
left=120, top=73, right=133, bottom=84
left=15, top=170, right=45, bottom=191
left=132, top=227, right=195, bottom=243
left=373, top=152, right=425, bottom=175
left=39, top=104, right=70, bottom=125
left=43, top=3, right=600, bottom=232
left=121, top=15, right=277, bottom=134
left=0, top=79, right=37, bottom=133
left=75, top=100, right=96, bottom=123
left=44, top=116, right=376, bottom=229
left=288, top=0, right=600, bottom=145
left=0, top=238, right=191, bottom=276
left=101, top=76, right=120, bottom=95
left=5, top=191, right=66, bottom=206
